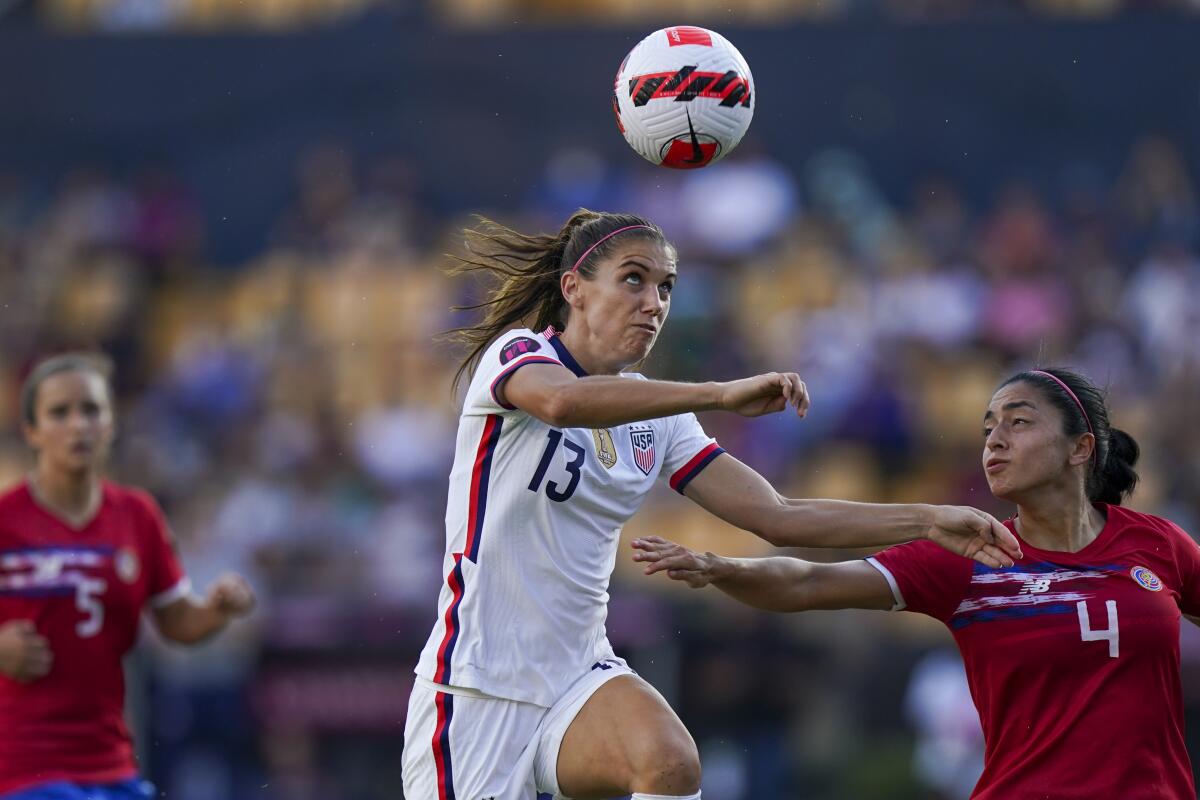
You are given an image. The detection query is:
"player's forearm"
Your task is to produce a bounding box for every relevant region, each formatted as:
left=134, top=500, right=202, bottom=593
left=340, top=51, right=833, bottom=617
left=758, top=499, right=934, bottom=549
left=156, top=598, right=229, bottom=645
left=708, top=555, right=817, bottom=612
left=547, top=376, right=721, bottom=428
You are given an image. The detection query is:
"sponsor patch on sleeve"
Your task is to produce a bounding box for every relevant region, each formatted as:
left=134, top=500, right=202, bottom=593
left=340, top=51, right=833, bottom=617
left=499, top=336, right=542, bottom=365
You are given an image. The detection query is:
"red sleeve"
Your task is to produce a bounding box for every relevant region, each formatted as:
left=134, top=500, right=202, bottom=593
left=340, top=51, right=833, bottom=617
left=867, top=540, right=974, bottom=622
left=129, top=489, right=189, bottom=606
left=1166, top=519, right=1200, bottom=617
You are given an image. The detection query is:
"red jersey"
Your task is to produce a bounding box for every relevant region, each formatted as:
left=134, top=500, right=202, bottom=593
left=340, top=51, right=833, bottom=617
left=869, top=504, right=1200, bottom=800
left=0, top=481, right=188, bottom=794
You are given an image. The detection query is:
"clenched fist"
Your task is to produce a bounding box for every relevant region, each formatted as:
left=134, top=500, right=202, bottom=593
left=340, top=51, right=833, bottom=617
left=203, top=573, right=256, bottom=619
left=0, top=620, right=53, bottom=682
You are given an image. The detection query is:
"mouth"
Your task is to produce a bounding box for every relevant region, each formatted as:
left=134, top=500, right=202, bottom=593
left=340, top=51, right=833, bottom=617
left=633, top=323, right=657, bottom=335
left=985, top=460, right=1008, bottom=474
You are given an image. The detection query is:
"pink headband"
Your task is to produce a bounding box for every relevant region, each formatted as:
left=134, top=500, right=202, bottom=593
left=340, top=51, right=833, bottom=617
left=1031, top=370, right=1097, bottom=465
left=570, top=224, right=655, bottom=272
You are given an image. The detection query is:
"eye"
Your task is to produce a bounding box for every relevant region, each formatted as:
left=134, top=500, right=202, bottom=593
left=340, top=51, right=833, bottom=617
left=982, top=426, right=993, bottom=438
left=1013, top=418, right=1028, bottom=425
left=659, top=281, right=674, bottom=295
left=624, top=272, right=642, bottom=286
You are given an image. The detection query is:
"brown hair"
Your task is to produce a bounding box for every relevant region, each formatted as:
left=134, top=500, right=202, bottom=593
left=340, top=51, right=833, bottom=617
left=444, top=208, right=671, bottom=391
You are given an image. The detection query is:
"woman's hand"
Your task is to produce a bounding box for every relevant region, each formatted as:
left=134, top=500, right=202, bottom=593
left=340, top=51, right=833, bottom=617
left=0, top=620, right=53, bottom=682
left=203, top=573, right=257, bottom=620
left=926, top=506, right=1022, bottom=568
left=632, top=536, right=725, bottom=588
left=717, top=372, right=809, bottom=418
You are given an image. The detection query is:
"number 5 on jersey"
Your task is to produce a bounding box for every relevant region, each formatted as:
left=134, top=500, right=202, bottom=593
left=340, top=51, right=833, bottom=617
left=528, top=430, right=585, bottom=502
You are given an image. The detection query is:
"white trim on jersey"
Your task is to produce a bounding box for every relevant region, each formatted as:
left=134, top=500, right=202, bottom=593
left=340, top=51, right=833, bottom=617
left=148, top=576, right=192, bottom=608
left=866, top=557, right=906, bottom=611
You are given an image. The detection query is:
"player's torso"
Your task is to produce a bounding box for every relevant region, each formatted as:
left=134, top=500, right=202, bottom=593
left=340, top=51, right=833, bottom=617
left=425, top=334, right=686, bottom=703
left=0, top=485, right=153, bottom=685
left=955, top=515, right=1192, bottom=797
left=447, top=407, right=668, bottom=589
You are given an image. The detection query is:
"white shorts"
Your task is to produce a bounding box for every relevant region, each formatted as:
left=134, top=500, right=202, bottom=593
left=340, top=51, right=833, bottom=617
left=401, top=657, right=633, bottom=800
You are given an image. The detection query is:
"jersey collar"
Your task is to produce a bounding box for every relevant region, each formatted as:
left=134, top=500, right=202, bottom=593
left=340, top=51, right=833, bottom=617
left=547, top=334, right=588, bottom=377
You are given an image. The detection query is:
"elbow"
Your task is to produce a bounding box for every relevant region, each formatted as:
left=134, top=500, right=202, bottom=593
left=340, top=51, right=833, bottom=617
left=541, top=388, right=579, bottom=428
left=159, top=628, right=194, bottom=645
left=751, top=495, right=791, bottom=547
left=757, top=526, right=788, bottom=548
left=157, top=619, right=208, bottom=646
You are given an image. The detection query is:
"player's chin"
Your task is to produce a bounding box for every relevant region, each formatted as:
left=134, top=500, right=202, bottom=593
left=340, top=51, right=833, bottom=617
left=985, top=475, right=1017, bottom=502
left=57, top=452, right=101, bottom=475
left=626, top=333, right=657, bottom=360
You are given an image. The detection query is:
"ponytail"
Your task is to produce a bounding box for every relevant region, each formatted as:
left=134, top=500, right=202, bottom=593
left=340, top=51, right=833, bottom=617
left=444, top=209, right=669, bottom=392
left=1093, top=427, right=1140, bottom=505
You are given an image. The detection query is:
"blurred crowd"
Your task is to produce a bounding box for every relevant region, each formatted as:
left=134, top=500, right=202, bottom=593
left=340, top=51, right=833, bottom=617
left=0, top=131, right=1197, bottom=799
left=7, top=0, right=1200, bottom=32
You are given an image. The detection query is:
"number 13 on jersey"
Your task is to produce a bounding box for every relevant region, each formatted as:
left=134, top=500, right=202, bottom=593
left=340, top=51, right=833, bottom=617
left=528, top=430, right=585, bottom=502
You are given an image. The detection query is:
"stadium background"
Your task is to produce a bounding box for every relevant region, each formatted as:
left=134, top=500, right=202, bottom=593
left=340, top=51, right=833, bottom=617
left=1, top=1, right=1198, bottom=797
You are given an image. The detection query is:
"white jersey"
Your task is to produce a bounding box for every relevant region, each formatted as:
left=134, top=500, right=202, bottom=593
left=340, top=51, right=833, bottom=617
left=415, top=327, right=723, bottom=707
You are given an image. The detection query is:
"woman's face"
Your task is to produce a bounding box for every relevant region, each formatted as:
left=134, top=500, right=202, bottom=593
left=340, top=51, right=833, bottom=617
left=564, top=237, right=677, bottom=370
left=23, top=370, right=115, bottom=476
left=981, top=380, right=1091, bottom=502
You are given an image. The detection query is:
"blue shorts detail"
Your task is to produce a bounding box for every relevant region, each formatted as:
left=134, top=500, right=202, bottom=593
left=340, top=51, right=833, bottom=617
left=2, top=779, right=155, bottom=800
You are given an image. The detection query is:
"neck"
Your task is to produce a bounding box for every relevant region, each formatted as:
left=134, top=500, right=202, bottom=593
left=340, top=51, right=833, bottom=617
left=557, top=326, right=624, bottom=376
left=1014, top=486, right=1104, bottom=553
left=30, top=465, right=101, bottom=525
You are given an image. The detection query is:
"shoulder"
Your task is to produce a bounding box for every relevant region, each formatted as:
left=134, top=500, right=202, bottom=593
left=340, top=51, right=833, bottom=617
left=472, top=328, right=562, bottom=387
left=486, top=328, right=551, bottom=364
left=1103, top=503, right=1190, bottom=541
left=104, top=482, right=166, bottom=526
left=0, top=481, right=32, bottom=512
left=1103, top=504, right=1200, bottom=567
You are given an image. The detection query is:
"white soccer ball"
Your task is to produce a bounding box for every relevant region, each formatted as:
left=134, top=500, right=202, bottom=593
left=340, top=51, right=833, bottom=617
left=613, top=26, right=755, bottom=169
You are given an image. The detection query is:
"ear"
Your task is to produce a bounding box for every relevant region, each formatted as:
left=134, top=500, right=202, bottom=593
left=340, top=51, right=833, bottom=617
left=1069, top=432, right=1096, bottom=467
left=561, top=270, right=584, bottom=311
left=21, top=421, right=40, bottom=452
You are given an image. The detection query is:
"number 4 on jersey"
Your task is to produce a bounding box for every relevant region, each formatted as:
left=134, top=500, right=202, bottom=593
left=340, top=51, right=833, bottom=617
left=1077, top=599, right=1118, bottom=658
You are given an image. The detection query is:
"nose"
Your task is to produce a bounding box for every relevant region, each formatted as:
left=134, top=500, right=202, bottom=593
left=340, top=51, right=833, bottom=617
left=68, top=409, right=92, bottom=433
left=985, top=425, right=1007, bottom=454
left=643, top=288, right=665, bottom=318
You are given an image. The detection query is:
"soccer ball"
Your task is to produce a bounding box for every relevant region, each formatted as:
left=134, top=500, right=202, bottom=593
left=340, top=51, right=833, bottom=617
left=613, top=26, right=755, bottom=169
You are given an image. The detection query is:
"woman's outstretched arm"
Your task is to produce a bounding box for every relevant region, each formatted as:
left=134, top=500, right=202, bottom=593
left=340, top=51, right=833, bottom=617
left=681, top=452, right=1020, bottom=567
left=631, top=535, right=896, bottom=612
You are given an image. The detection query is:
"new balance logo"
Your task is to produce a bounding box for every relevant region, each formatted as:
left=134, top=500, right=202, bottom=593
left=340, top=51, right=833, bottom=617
left=1021, top=578, right=1052, bottom=594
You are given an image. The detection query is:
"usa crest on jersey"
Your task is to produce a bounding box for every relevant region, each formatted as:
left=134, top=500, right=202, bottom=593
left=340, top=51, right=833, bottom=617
left=630, top=427, right=656, bottom=475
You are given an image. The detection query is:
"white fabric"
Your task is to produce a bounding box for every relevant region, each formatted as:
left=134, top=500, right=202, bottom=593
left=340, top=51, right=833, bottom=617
left=630, top=793, right=702, bottom=799
left=402, top=656, right=633, bottom=799
left=414, top=328, right=719, bottom=707
left=865, top=556, right=906, bottom=611
left=148, top=576, right=192, bottom=608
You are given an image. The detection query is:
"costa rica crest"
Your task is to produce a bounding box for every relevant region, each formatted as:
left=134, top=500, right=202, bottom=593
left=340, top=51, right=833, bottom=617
left=629, top=427, right=656, bottom=475
left=115, top=547, right=140, bottom=584
left=1130, top=566, right=1162, bottom=592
